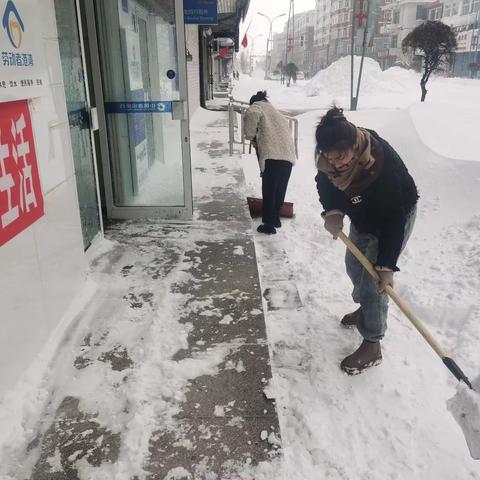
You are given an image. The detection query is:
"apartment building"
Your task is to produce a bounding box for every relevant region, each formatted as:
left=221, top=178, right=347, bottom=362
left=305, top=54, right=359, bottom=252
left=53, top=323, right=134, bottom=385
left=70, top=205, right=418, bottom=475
left=313, top=0, right=333, bottom=70
left=441, top=0, right=480, bottom=76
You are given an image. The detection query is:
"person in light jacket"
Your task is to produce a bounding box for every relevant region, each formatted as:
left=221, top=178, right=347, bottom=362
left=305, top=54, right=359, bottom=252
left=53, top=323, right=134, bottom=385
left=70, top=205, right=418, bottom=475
left=315, top=107, right=418, bottom=374
left=243, top=91, right=296, bottom=234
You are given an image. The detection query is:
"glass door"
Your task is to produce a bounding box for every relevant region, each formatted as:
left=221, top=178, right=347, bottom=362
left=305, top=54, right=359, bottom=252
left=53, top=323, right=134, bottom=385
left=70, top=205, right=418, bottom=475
left=93, top=0, right=192, bottom=219
left=55, top=0, right=102, bottom=249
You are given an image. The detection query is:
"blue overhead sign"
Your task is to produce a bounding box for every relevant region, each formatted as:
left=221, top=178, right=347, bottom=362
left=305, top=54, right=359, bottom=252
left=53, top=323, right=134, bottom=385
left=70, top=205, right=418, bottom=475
left=184, top=0, right=218, bottom=25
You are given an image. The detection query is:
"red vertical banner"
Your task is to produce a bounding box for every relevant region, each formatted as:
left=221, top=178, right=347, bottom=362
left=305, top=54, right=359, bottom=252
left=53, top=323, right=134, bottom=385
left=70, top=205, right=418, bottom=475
left=0, top=100, right=44, bottom=247
left=356, top=0, right=367, bottom=27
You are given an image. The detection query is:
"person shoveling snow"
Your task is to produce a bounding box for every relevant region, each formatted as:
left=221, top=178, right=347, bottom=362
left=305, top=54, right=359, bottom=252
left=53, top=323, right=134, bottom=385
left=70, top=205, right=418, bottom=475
left=314, top=106, right=418, bottom=374
left=243, top=90, right=296, bottom=235
left=312, top=107, right=480, bottom=461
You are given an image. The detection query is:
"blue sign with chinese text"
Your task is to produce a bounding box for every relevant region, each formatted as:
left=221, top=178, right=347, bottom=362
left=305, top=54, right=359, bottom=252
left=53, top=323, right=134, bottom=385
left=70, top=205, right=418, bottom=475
left=105, top=101, right=172, bottom=114
left=184, top=0, right=218, bottom=25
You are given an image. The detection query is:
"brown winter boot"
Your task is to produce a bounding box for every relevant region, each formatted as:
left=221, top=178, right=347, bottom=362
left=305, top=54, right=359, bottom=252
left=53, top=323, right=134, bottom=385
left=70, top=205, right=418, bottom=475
left=340, top=340, right=382, bottom=375
left=340, top=306, right=362, bottom=328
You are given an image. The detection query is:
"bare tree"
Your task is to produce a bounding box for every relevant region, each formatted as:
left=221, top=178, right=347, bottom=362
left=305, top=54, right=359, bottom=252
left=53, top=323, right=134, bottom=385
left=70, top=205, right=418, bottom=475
left=402, top=21, right=457, bottom=102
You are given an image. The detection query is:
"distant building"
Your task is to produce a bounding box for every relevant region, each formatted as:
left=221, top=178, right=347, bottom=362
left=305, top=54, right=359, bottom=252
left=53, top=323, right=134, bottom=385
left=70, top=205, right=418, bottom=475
left=291, top=10, right=316, bottom=75
left=313, top=0, right=333, bottom=71
left=329, top=0, right=354, bottom=62
left=441, top=0, right=480, bottom=77
left=270, top=10, right=316, bottom=77
left=380, top=0, right=433, bottom=67
left=271, top=31, right=286, bottom=74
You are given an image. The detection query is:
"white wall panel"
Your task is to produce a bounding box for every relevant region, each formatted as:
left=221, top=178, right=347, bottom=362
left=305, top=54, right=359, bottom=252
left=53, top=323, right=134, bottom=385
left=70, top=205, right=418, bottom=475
left=0, top=0, right=86, bottom=398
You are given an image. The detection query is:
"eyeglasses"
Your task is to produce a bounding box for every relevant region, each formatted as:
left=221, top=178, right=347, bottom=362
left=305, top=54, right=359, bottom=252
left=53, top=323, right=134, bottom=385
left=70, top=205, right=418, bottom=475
left=323, top=150, right=349, bottom=162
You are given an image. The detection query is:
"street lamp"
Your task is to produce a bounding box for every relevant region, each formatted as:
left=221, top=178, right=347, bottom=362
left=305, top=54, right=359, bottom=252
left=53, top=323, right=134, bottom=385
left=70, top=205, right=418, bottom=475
left=258, top=12, right=287, bottom=79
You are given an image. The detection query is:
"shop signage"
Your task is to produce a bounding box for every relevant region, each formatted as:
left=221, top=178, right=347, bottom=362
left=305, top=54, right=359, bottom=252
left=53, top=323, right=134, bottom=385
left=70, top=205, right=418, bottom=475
left=456, top=29, right=474, bottom=52
left=0, top=99, right=44, bottom=246
left=0, top=0, right=47, bottom=100
left=105, top=101, right=173, bottom=113
left=184, top=0, right=218, bottom=25
left=122, top=29, right=143, bottom=91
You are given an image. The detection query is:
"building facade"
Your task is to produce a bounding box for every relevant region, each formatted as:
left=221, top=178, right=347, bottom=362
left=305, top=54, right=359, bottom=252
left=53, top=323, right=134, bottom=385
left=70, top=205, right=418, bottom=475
left=313, top=0, right=333, bottom=71
left=0, top=0, right=248, bottom=396
left=441, top=0, right=480, bottom=77
left=307, top=0, right=480, bottom=76
left=269, top=9, right=316, bottom=76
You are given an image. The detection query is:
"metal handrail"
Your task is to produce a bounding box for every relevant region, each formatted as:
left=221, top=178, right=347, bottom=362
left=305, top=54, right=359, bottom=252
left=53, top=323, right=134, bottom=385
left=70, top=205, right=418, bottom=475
left=228, top=96, right=299, bottom=158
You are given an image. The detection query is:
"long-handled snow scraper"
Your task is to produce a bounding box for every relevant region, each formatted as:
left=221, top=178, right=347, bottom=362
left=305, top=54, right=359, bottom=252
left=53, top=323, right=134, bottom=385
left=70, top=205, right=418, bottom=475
left=338, top=230, right=480, bottom=459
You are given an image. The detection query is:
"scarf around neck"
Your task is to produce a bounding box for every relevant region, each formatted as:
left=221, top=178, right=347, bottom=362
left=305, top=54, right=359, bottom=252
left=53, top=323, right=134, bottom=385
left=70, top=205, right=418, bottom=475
left=316, top=127, right=382, bottom=194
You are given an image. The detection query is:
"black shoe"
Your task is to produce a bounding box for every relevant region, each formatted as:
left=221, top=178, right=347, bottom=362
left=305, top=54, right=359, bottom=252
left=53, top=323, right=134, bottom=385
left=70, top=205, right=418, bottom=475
left=257, top=224, right=276, bottom=234
left=274, top=219, right=282, bottom=228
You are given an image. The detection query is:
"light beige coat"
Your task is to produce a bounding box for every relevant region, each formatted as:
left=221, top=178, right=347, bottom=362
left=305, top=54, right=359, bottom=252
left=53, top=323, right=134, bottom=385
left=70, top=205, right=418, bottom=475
left=243, top=101, right=296, bottom=172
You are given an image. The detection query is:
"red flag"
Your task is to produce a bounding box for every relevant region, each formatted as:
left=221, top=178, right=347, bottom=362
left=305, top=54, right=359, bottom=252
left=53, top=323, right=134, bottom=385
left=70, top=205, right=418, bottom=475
left=241, top=34, right=248, bottom=48
left=219, top=47, right=229, bottom=59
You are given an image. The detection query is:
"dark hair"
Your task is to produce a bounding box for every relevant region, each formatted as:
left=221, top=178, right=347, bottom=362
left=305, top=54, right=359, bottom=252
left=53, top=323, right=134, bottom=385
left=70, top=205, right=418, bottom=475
left=249, top=90, right=268, bottom=105
left=315, top=107, right=357, bottom=153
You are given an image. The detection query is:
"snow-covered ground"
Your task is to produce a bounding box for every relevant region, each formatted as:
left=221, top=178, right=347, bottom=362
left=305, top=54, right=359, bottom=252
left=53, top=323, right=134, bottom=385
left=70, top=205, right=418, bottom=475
left=1, top=56, right=479, bottom=479
left=240, top=57, right=480, bottom=478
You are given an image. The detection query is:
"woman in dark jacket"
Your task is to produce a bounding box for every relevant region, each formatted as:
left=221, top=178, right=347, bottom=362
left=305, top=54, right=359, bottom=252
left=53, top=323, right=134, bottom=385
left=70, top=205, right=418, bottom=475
left=315, top=107, right=418, bottom=375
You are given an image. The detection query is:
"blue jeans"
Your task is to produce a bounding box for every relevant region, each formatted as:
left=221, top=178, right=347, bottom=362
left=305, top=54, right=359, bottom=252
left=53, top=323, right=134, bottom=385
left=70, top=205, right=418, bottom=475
left=345, top=206, right=417, bottom=342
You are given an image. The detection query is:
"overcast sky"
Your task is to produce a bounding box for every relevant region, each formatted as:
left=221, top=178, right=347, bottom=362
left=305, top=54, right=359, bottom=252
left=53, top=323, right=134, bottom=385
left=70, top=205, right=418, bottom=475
left=240, top=0, right=316, bottom=55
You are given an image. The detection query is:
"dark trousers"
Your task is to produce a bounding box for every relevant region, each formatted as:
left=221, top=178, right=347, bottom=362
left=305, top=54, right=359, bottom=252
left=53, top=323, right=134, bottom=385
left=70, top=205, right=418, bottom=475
left=262, top=159, right=292, bottom=226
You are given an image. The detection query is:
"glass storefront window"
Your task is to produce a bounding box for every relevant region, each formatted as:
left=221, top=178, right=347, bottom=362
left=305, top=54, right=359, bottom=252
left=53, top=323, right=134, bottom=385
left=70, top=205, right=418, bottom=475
left=55, top=0, right=101, bottom=249
left=96, top=0, right=186, bottom=207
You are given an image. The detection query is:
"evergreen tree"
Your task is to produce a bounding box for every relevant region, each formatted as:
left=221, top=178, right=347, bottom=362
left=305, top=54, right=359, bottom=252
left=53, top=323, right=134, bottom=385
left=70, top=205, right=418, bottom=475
left=402, top=21, right=457, bottom=102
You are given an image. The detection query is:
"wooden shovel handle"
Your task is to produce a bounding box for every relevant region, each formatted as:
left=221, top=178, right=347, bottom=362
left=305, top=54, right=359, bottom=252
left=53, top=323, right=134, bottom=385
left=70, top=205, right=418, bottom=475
left=338, top=231, right=447, bottom=359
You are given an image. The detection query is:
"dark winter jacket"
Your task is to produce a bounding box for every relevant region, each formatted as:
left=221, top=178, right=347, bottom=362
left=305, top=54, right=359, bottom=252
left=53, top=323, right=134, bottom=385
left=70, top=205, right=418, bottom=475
left=315, top=129, right=418, bottom=271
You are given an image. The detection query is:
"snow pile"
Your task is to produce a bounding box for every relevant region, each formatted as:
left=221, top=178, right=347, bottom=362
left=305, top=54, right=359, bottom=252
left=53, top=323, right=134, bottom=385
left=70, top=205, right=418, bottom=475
left=447, top=375, right=480, bottom=460
left=233, top=55, right=480, bottom=112
left=305, top=56, right=413, bottom=97
left=409, top=102, right=480, bottom=161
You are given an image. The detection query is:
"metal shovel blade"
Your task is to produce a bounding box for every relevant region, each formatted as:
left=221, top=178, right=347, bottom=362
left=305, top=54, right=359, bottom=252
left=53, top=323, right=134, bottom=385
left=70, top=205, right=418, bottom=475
left=447, top=375, right=480, bottom=460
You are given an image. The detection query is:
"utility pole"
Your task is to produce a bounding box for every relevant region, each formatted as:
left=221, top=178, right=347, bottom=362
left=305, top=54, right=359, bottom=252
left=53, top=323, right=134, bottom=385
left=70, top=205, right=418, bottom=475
left=258, top=12, right=286, bottom=80
left=283, top=0, right=295, bottom=85
left=350, top=0, right=357, bottom=109
left=355, top=0, right=371, bottom=105
left=350, top=0, right=371, bottom=110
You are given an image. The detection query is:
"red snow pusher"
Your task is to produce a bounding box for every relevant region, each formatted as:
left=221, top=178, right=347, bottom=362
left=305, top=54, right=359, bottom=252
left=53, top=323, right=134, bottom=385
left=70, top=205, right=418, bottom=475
left=246, top=197, right=294, bottom=219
